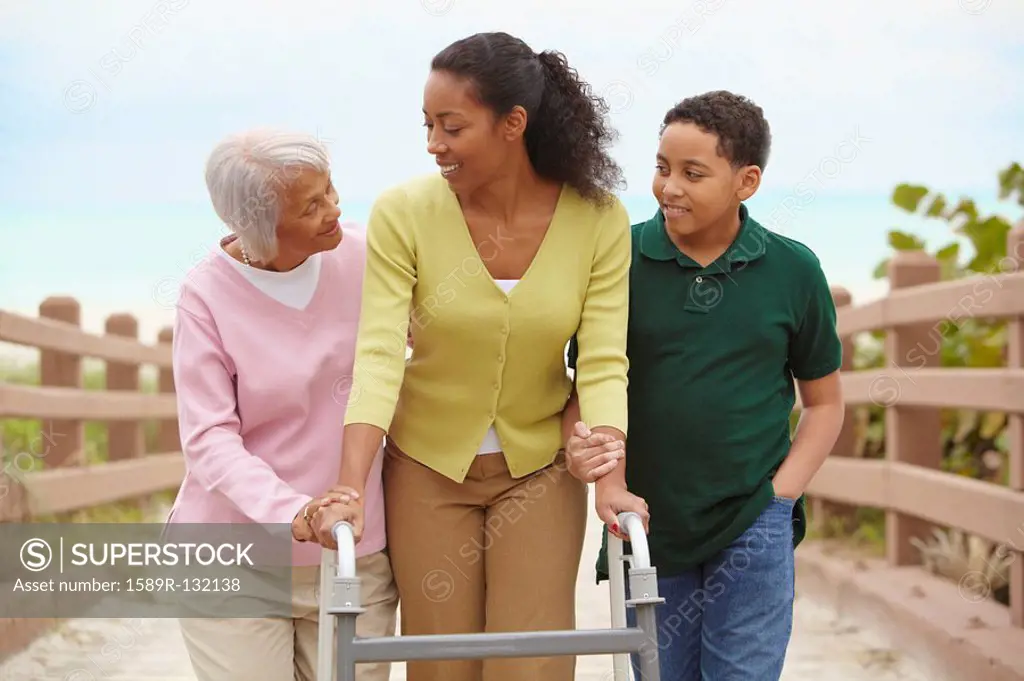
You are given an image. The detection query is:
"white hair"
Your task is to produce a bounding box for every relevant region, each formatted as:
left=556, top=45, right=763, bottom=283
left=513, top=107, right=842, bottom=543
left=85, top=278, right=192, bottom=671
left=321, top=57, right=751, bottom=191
left=204, top=128, right=331, bottom=262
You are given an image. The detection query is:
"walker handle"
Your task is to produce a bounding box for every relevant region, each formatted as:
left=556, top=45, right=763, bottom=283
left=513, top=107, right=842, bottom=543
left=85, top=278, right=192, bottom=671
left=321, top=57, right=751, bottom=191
left=616, top=512, right=650, bottom=569
left=332, top=521, right=357, bottom=579
left=317, top=523, right=358, bottom=681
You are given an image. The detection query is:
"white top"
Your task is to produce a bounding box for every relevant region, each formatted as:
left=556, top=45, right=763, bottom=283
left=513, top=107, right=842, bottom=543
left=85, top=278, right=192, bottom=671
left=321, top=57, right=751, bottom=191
left=478, top=279, right=519, bottom=455
left=217, top=247, right=322, bottom=309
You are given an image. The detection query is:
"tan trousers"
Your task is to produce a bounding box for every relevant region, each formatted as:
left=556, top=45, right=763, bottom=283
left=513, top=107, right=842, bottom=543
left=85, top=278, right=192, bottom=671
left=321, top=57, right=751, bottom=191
left=179, top=549, right=398, bottom=681
left=384, top=440, right=588, bottom=681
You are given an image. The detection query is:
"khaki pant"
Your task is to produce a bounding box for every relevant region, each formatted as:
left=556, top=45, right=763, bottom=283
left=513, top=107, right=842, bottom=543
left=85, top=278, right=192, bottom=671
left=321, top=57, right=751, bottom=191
left=384, top=440, right=588, bottom=681
left=179, top=549, right=398, bottom=681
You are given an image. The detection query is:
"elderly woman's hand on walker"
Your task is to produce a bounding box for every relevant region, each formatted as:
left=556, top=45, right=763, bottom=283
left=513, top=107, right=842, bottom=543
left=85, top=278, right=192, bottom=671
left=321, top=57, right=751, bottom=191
left=290, top=487, right=361, bottom=544
left=306, top=497, right=363, bottom=550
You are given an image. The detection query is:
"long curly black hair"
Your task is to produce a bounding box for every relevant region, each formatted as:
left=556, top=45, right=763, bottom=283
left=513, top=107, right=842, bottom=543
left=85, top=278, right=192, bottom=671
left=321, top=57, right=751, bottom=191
left=661, top=90, right=772, bottom=170
left=431, top=32, right=624, bottom=205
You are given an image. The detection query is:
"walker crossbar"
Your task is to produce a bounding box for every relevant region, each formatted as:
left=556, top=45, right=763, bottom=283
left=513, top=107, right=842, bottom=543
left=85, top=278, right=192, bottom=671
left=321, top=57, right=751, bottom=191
left=318, top=513, right=664, bottom=681
left=345, top=628, right=649, bottom=662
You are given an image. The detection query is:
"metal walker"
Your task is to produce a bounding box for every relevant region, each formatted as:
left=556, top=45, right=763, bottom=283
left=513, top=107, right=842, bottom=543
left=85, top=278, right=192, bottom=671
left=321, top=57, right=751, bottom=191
left=315, top=511, right=663, bottom=680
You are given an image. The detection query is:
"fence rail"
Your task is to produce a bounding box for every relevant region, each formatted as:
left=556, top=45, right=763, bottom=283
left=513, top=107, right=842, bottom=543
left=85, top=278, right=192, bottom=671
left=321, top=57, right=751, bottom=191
left=805, top=225, right=1024, bottom=629
left=0, top=224, right=1022, bottom=664
left=0, top=297, right=180, bottom=522
left=0, top=297, right=181, bottom=659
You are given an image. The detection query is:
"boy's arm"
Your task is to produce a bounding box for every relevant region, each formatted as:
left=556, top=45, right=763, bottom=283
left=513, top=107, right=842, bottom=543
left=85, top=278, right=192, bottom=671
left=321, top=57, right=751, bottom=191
left=773, top=256, right=845, bottom=498
left=773, top=371, right=844, bottom=498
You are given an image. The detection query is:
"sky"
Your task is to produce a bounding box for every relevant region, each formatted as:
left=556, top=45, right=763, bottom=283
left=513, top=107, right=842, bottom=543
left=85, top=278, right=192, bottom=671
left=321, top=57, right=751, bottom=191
left=1, top=0, right=1023, bottom=354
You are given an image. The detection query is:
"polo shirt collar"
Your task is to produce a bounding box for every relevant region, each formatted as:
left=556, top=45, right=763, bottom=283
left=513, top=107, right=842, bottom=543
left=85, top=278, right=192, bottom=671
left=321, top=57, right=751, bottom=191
left=639, top=203, right=767, bottom=271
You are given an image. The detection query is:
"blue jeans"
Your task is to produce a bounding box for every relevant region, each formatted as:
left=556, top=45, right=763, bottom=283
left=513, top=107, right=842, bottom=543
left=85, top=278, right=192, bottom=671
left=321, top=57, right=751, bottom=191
left=626, top=495, right=796, bottom=681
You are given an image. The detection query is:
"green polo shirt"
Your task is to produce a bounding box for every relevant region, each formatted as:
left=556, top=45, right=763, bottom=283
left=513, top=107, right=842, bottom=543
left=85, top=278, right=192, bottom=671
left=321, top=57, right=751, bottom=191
left=569, top=204, right=842, bottom=581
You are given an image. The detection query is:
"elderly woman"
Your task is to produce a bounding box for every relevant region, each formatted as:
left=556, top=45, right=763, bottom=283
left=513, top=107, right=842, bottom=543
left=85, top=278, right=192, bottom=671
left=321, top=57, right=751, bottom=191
left=165, top=129, right=397, bottom=681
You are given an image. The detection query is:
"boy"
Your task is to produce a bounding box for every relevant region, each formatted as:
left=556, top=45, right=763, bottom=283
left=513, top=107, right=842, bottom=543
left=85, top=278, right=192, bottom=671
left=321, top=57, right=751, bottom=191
left=565, top=90, right=845, bottom=680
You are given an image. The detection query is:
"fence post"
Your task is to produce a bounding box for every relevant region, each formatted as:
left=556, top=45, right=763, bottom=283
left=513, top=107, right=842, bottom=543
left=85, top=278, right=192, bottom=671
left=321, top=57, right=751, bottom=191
left=809, top=286, right=858, bottom=535
left=39, top=296, right=83, bottom=468
left=157, top=327, right=179, bottom=452
left=105, top=314, right=144, bottom=463
left=1006, top=223, right=1024, bottom=627
left=884, top=251, right=942, bottom=566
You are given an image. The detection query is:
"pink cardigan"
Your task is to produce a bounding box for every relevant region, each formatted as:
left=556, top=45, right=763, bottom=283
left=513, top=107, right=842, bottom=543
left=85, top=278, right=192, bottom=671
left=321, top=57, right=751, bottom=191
left=164, top=224, right=385, bottom=565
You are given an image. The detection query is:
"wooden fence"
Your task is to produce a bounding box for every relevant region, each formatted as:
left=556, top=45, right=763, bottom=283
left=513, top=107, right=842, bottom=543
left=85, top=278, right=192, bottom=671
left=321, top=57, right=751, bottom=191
left=0, top=298, right=180, bottom=657
left=0, top=223, right=1022, bottom=660
left=0, top=298, right=180, bottom=520
left=804, top=225, right=1024, bottom=629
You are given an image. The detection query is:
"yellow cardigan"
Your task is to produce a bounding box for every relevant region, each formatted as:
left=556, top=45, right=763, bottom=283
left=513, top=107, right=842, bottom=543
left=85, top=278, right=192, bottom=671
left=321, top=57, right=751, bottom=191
left=345, top=173, right=630, bottom=482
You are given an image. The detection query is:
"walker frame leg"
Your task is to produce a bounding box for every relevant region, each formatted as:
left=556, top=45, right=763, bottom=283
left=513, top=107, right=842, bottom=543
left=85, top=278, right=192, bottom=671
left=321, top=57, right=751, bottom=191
left=608, top=530, right=632, bottom=681
left=327, top=572, right=364, bottom=680
left=626, top=565, right=663, bottom=681
left=334, top=614, right=358, bottom=681
left=316, top=550, right=336, bottom=680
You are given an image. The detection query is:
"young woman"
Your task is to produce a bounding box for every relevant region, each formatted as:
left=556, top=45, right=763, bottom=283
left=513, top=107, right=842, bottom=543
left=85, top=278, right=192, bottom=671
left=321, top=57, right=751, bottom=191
left=329, top=32, right=648, bottom=681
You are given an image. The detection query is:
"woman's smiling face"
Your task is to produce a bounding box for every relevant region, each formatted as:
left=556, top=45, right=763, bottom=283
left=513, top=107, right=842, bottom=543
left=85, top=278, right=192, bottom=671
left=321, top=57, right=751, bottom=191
left=422, top=68, right=523, bottom=193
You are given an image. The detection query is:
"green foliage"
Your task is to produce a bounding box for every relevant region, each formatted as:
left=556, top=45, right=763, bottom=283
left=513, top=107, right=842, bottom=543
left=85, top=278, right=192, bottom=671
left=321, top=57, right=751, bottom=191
left=859, top=163, right=1020, bottom=484
left=887, top=229, right=925, bottom=251
left=997, top=162, right=1024, bottom=207
left=875, top=162, right=1020, bottom=280
left=805, top=505, right=887, bottom=556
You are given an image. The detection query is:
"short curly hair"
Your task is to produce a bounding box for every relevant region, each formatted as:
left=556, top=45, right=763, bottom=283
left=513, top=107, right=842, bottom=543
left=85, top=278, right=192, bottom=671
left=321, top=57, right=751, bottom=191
left=661, top=90, right=771, bottom=170
left=431, top=32, right=624, bottom=205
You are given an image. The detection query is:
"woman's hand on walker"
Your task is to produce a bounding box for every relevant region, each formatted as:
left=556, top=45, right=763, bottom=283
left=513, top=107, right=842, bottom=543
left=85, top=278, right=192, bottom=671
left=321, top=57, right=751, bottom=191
left=290, top=489, right=361, bottom=543
left=595, top=481, right=649, bottom=542
left=566, top=421, right=624, bottom=482
left=309, top=502, right=363, bottom=549
left=291, top=496, right=334, bottom=542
